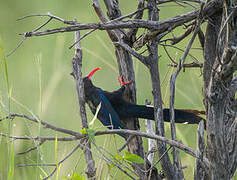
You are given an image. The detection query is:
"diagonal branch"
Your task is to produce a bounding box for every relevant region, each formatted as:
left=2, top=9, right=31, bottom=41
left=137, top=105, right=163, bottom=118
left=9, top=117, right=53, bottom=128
left=0, top=133, right=78, bottom=141
left=113, top=41, right=148, bottom=65
left=0, top=113, right=82, bottom=137
left=17, top=140, right=46, bottom=155
left=41, top=143, right=82, bottom=180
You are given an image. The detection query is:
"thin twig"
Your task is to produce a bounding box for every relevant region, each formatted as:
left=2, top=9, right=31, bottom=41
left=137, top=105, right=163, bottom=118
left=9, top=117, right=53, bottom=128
left=69, top=29, right=97, bottom=49
left=91, top=141, right=136, bottom=180
left=0, top=133, right=77, bottom=141
left=17, top=140, right=46, bottom=155
left=157, top=0, right=205, bottom=4
left=18, top=163, right=56, bottom=167
left=164, top=26, right=193, bottom=45
left=160, top=43, right=199, bottom=62
left=163, top=44, right=178, bottom=65
left=41, top=143, right=81, bottom=180
left=33, top=17, right=53, bottom=32
left=107, top=6, right=148, bottom=23
left=7, top=35, right=26, bottom=57
left=143, top=145, right=173, bottom=173
left=0, top=113, right=83, bottom=137
left=17, top=13, right=75, bottom=25
left=113, top=41, right=148, bottom=65
left=118, top=135, right=135, bottom=152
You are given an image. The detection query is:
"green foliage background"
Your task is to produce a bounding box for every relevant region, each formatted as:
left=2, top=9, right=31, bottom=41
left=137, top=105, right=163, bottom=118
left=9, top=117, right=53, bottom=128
left=0, top=1, right=204, bottom=179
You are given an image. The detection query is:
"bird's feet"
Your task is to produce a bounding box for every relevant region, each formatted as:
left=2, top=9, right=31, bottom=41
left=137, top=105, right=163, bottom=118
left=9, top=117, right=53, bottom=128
left=118, top=77, right=131, bottom=86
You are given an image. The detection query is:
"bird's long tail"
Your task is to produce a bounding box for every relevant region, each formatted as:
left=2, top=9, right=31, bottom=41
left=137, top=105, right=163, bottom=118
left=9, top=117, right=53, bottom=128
left=123, top=104, right=206, bottom=126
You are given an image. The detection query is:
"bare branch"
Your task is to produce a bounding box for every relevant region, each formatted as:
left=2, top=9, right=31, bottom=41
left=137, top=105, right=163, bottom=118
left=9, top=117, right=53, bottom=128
left=149, top=146, right=173, bottom=173
left=19, top=0, right=222, bottom=39
left=0, top=113, right=83, bottom=137
left=168, top=61, right=203, bottom=68
left=157, top=0, right=205, bottom=4
left=198, top=29, right=205, bottom=49
left=165, top=26, right=193, bottom=45
left=18, top=163, right=56, bottom=167
left=108, top=4, right=147, bottom=23
left=17, top=140, right=46, bottom=155
left=133, top=0, right=222, bottom=50
left=7, top=34, right=26, bottom=57
left=145, top=0, right=175, bottom=178
left=0, top=133, right=77, bottom=141
left=126, top=0, right=146, bottom=44
left=160, top=43, right=200, bottom=62
left=1, top=114, right=210, bottom=167
left=113, top=41, right=148, bottom=65
left=0, top=113, right=208, bottom=161
left=17, top=13, right=75, bottom=25
left=69, top=29, right=96, bottom=49
left=91, top=141, right=136, bottom=180
left=97, top=129, right=198, bottom=158
left=71, top=25, right=97, bottom=179
left=145, top=100, right=156, bottom=164
left=41, top=143, right=81, bottom=180
left=169, top=5, right=203, bottom=176
left=93, top=0, right=119, bottom=41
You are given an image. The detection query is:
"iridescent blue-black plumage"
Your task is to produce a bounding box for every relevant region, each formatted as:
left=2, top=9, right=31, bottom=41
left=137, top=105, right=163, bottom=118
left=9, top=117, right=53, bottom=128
left=83, top=68, right=205, bottom=139
left=104, top=86, right=204, bottom=124
left=83, top=76, right=127, bottom=138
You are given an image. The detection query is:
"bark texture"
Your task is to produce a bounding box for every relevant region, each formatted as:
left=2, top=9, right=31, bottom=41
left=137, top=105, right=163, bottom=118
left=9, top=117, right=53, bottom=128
left=203, top=0, right=237, bottom=179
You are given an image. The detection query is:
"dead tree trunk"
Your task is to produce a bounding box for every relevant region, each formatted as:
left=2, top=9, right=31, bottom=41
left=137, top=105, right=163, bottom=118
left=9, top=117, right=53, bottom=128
left=202, top=0, right=237, bottom=179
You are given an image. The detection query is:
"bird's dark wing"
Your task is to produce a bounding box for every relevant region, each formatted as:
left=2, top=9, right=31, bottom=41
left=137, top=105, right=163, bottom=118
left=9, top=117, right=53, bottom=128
left=96, top=89, right=127, bottom=138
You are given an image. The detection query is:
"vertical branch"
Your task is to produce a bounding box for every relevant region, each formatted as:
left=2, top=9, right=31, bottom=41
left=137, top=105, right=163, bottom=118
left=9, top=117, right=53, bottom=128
left=146, top=0, right=175, bottom=179
left=169, top=15, right=202, bottom=178
left=145, top=100, right=155, bottom=164
left=71, top=28, right=96, bottom=179
left=194, top=120, right=206, bottom=180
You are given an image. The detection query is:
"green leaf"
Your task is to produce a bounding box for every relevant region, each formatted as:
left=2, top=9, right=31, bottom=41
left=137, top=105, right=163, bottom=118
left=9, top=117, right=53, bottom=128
left=109, top=153, right=123, bottom=169
left=80, top=128, right=87, bottom=135
left=80, top=128, right=95, bottom=142
left=123, top=152, right=145, bottom=164
left=114, top=153, right=123, bottom=161
left=62, top=173, right=85, bottom=180
left=71, top=173, right=85, bottom=180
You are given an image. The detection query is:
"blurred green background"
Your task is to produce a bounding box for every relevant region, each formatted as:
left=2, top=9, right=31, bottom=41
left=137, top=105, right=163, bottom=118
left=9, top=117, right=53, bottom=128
left=0, top=1, right=205, bottom=179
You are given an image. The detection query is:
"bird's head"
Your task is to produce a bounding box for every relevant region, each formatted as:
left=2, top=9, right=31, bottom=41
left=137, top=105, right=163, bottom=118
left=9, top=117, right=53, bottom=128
left=83, top=67, right=101, bottom=91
